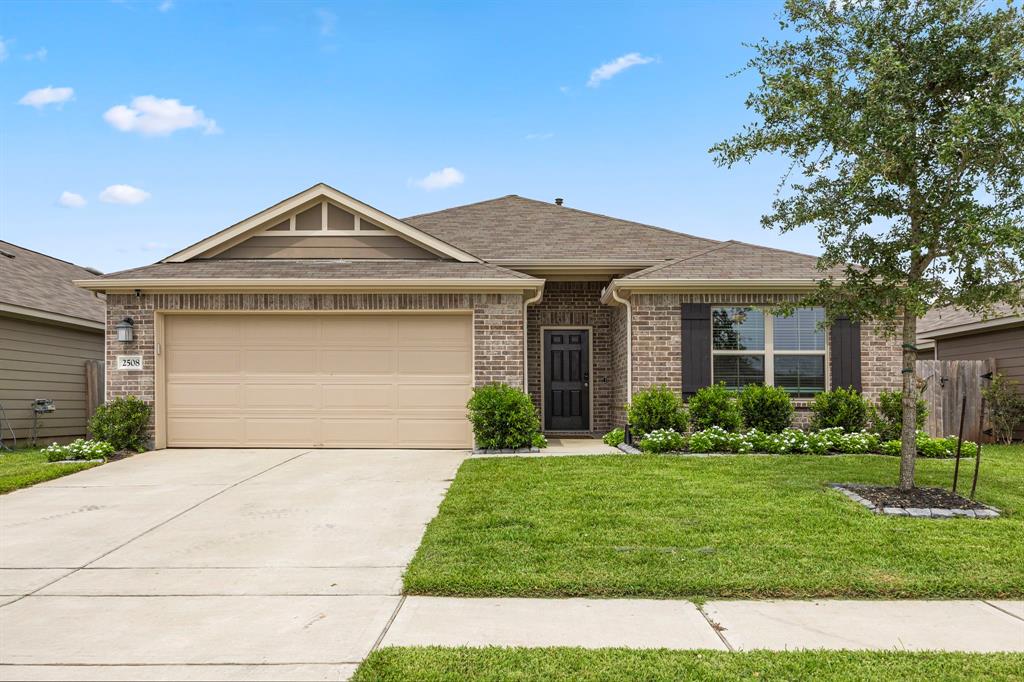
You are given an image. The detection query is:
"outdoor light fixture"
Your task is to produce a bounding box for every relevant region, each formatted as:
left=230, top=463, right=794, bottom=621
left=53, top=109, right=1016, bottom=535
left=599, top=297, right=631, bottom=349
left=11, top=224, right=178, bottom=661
left=116, top=317, right=135, bottom=343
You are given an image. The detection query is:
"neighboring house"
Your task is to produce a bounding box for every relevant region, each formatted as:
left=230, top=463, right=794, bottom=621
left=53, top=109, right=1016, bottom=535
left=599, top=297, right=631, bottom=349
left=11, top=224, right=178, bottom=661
left=75, top=184, right=901, bottom=449
left=918, top=303, right=1024, bottom=438
left=0, top=241, right=105, bottom=445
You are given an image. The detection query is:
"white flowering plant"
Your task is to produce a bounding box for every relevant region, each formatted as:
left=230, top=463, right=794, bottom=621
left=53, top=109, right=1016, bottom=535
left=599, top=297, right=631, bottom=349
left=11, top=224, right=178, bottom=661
left=638, top=428, right=687, bottom=454
left=879, top=431, right=977, bottom=458
left=42, top=438, right=114, bottom=462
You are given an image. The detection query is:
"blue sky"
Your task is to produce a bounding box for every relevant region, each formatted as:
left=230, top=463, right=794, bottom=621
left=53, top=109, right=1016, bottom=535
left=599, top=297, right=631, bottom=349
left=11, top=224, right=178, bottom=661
left=1, top=0, right=806, bottom=273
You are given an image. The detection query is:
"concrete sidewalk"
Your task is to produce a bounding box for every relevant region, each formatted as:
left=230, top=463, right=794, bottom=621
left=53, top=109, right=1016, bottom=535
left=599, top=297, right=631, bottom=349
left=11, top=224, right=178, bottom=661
left=381, top=596, right=1024, bottom=653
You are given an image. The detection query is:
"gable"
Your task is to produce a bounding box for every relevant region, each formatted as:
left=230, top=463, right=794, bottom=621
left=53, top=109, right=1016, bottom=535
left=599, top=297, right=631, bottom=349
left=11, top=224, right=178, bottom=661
left=164, top=184, right=480, bottom=263
left=205, top=198, right=439, bottom=260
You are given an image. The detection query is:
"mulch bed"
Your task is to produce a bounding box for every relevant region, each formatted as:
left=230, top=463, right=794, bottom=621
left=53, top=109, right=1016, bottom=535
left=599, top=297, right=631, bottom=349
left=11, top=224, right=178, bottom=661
left=842, top=484, right=987, bottom=510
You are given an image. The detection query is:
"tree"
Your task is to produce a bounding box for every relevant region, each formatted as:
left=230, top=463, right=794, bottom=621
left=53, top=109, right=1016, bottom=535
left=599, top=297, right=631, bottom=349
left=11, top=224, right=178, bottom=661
left=712, top=0, right=1024, bottom=490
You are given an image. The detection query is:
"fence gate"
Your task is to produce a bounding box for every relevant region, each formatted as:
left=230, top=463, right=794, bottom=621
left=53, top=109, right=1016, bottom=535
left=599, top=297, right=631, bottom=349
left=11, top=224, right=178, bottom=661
left=917, top=359, right=994, bottom=442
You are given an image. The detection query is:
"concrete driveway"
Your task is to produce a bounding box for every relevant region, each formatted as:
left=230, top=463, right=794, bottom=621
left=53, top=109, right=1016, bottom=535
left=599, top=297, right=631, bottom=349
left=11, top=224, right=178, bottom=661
left=0, top=448, right=467, bottom=681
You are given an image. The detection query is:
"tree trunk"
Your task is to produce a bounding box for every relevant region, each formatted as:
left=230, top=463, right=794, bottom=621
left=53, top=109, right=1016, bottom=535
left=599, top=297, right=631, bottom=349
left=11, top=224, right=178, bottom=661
left=899, top=306, right=918, bottom=491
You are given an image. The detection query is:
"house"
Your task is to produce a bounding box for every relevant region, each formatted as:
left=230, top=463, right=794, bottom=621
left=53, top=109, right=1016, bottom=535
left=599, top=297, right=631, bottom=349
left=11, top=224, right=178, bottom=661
left=1, top=241, right=105, bottom=445
left=918, top=303, right=1024, bottom=439
left=74, top=184, right=902, bottom=449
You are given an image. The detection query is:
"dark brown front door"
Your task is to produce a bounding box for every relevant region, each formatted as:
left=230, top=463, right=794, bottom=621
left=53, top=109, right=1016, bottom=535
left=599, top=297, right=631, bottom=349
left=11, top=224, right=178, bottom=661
left=544, top=329, right=590, bottom=431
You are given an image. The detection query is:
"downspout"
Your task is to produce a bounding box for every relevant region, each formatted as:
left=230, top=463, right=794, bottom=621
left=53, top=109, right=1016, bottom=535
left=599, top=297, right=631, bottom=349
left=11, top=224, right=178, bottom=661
left=609, top=285, right=632, bottom=403
left=523, top=287, right=543, bottom=392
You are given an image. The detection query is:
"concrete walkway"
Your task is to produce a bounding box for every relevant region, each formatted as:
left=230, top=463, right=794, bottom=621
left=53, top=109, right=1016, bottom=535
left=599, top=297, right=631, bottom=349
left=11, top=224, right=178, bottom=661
left=381, top=597, right=1024, bottom=653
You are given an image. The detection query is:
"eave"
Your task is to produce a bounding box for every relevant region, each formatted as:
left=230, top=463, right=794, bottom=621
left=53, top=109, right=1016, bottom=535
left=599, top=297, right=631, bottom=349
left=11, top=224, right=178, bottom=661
left=0, top=301, right=105, bottom=331
left=73, top=278, right=544, bottom=295
left=601, top=278, right=820, bottom=304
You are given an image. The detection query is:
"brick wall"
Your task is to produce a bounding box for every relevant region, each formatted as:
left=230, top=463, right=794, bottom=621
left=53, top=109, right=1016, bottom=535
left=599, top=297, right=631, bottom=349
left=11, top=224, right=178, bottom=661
left=609, top=304, right=629, bottom=428
left=527, top=281, right=614, bottom=434
left=105, top=292, right=524, bottom=443
left=628, top=292, right=902, bottom=419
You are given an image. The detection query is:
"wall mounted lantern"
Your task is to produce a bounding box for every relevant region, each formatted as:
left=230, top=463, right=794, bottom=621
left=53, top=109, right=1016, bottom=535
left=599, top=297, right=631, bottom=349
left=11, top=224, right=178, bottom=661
left=116, top=317, right=135, bottom=343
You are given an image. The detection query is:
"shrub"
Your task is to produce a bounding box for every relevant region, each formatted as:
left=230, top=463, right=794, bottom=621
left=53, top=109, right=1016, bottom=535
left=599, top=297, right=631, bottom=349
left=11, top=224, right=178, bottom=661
left=466, top=383, right=541, bottom=450
left=809, top=387, right=870, bottom=432
left=602, top=427, right=625, bottom=447
left=688, top=383, right=742, bottom=432
left=532, top=433, right=549, bottom=449
left=738, top=384, right=793, bottom=433
left=879, top=431, right=977, bottom=458
left=871, top=390, right=928, bottom=441
left=983, top=372, right=1024, bottom=444
left=42, top=438, right=114, bottom=462
left=626, top=385, right=687, bottom=438
left=89, top=396, right=152, bottom=452
left=638, top=428, right=686, bottom=454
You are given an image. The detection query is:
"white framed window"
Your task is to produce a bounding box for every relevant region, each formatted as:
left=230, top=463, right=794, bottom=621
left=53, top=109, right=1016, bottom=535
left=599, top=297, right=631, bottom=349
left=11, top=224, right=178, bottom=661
left=711, top=306, right=827, bottom=397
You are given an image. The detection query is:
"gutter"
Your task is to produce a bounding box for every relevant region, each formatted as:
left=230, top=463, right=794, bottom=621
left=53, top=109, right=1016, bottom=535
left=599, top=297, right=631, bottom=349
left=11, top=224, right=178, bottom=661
left=73, top=278, right=544, bottom=294
left=0, top=302, right=105, bottom=331
left=522, top=287, right=544, bottom=392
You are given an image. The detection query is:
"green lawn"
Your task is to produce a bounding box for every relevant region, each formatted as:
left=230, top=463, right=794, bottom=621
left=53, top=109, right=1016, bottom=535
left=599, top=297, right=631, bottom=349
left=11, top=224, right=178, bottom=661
left=353, top=647, right=1024, bottom=682
left=0, top=448, right=100, bottom=494
left=404, top=445, right=1023, bottom=599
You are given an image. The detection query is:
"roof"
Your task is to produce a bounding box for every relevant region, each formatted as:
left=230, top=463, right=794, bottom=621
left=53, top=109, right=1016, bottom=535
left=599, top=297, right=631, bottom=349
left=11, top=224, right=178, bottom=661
left=403, top=195, right=720, bottom=262
left=918, top=301, right=1023, bottom=340
left=0, top=241, right=105, bottom=328
left=76, top=259, right=541, bottom=293
left=621, top=241, right=841, bottom=281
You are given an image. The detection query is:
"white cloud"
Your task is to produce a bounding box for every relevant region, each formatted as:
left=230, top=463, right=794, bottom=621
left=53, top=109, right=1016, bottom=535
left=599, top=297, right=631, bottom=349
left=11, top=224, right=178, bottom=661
left=0, top=37, right=9, bottom=63
left=58, top=191, right=87, bottom=208
left=525, top=132, right=554, bottom=141
left=104, top=95, right=221, bottom=136
left=315, top=8, right=336, bottom=36
left=100, top=184, right=151, bottom=205
left=24, top=47, right=47, bottom=61
left=18, top=86, right=74, bottom=108
left=587, top=52, right=656, bottom=87
left=411, top=167, right=465, bottom=191
left=158, top=0, right=174, bottom=11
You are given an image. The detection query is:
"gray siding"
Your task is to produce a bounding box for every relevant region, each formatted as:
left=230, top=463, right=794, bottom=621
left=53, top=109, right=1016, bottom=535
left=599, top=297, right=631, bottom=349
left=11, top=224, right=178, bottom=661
left=0, top=315, right=104, bottom=443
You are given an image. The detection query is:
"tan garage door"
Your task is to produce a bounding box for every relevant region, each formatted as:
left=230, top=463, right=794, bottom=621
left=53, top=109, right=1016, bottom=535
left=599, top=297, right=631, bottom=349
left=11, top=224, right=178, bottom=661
left=163, top=313, right=473, bottom=448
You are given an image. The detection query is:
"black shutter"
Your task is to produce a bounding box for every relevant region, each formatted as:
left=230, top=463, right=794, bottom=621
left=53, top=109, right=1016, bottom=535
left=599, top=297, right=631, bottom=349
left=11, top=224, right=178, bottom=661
left=681, top=303, right=712, bottom=397
left=830, top=317, right=862, bottom=392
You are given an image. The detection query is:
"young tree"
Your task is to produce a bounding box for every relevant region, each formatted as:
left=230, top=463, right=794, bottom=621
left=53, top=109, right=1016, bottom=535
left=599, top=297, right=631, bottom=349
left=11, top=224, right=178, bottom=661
left=712, top=0, right=1024, bottom=489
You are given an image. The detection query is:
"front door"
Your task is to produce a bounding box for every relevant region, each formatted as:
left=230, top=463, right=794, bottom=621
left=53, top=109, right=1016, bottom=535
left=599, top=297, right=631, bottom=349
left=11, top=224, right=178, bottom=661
left=543, top=329, right=590, bottom=431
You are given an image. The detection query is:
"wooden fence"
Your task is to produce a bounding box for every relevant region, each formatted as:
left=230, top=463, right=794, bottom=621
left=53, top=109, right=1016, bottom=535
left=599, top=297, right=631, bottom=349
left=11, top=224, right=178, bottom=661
left=917, top=359, right=994, bottom=442
left=84, top=360, right=105, bottom=437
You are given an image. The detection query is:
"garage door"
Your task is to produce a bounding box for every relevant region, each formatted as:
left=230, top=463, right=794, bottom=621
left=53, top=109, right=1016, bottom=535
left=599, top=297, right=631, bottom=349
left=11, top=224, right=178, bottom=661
left=163, top=313, right=473, bottom=448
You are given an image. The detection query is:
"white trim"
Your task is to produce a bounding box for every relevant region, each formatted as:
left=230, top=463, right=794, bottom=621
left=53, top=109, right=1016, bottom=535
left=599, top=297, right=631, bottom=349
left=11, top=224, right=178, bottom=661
left=539, top=325, right=594, bottom=433
left=601, top=278, right=821, bottom=303
left=163, top=183, right=481, bottom=263
left=0, top=302, right=104, bottom=331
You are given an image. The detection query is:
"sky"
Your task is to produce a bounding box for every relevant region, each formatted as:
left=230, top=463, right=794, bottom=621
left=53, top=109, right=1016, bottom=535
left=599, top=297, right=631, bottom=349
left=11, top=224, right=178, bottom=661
left=0, top=0, right=808, bottom=273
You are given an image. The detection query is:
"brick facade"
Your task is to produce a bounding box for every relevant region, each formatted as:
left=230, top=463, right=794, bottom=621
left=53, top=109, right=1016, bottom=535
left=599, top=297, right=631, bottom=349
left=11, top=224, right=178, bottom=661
left=105, top=292, right=524, bottom=443
left=627, top=292, right=902, bottom=423
left=526, top=281, right=614, bottom=434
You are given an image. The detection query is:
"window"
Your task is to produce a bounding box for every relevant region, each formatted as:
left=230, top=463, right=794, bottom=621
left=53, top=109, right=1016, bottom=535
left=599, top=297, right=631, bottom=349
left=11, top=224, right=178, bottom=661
left=711, top=306, right=826, bottom=397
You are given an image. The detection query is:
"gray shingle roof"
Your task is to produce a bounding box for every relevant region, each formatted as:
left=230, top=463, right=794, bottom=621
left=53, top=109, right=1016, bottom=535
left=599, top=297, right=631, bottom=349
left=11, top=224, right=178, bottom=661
left=918, top=302, right=1023, bottom=337
left=621, top=241, right=840, bottom=280
left=403, top=195, right=720, bottom=261
left=0, top=241, right=105, bottom=324
left=93, top=259, right=538, bottom=281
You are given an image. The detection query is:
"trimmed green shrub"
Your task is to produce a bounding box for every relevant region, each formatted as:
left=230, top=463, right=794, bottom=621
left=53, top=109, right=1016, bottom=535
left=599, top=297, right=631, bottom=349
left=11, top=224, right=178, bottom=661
left=602, top=427, right=625, bottom=447
left=871, top=390, right=928, bottom=441
left=809, top=387, right=870, bottom=432
left=467, top=383, right=542, bottom=450
left=89, top=396, right=152, bottom=452
left=626, top=385, right=687, bottom=438
left=738, top=384, right=794, bottom=433
left=688, top=383, right=742, bottom=432
left=42, top=438, right=114, bottom=462
left=638, top=428, right=686, bottom=454
left=983, top=372, right=1024, bottom=444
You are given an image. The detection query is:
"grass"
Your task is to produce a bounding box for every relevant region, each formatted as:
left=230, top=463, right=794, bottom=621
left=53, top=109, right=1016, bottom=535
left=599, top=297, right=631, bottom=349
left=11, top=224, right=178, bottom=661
left=353, top=647, right=1024, bottom=681
left=0, top=448, right=100, bottom=494
left=403, top=445, right=1023, bottom=599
